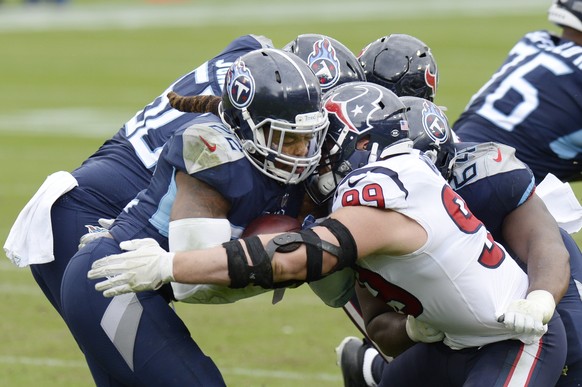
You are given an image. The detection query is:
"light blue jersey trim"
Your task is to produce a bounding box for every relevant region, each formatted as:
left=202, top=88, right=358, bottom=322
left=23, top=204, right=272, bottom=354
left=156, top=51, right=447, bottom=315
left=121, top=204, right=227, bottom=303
left=149, top=169, right=178, bottom=237
left=519, top=177, right=536, bottom=207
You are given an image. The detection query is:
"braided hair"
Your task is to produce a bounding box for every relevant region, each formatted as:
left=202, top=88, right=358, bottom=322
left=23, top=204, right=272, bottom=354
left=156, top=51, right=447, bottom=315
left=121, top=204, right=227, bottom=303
left=167, top=92, right=221, bottom=115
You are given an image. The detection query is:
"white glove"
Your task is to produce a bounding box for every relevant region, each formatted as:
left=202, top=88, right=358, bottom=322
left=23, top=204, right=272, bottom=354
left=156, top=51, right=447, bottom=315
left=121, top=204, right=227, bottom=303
left=78, top=218, right=116, bottom=250
left=98, top=218, right=115, bottom=229
left=405, top=315, right=444, bottom=343
left=500, top=290, right=555, bottom=342
left=87, top=238, right=175, bottom=298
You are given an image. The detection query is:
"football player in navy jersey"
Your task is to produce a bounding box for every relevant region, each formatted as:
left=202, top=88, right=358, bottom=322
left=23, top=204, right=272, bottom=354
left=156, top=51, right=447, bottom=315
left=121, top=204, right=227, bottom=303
left=454, top=0, right=582, bottom=184
left=336, top=97, right=581, bottom=387
left=4, top=34, right=273, bottom=320
left=58, top=48, right=329, bottom=386
left=87, top=83, right=567, bottom=387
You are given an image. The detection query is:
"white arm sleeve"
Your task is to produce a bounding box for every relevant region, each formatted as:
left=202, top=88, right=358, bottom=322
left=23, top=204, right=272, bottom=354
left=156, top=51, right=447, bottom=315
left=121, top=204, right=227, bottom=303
left=169, top=218, right=230, bottom=302
left=169, top=218, right=271, bottom=304
left=308, top=267, right=356, bottom=308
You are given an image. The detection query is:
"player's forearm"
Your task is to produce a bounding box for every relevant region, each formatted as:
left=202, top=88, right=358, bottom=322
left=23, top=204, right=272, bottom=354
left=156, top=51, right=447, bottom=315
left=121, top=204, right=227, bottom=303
left=172, top=248, right=232, bottom=286
left=170, top=234, right=322, bottom=286
left=367, top=313, right=414, bottom=357
left=502, top=195, right=570, bottom=303
left=523, top=241, right=570, bottom=303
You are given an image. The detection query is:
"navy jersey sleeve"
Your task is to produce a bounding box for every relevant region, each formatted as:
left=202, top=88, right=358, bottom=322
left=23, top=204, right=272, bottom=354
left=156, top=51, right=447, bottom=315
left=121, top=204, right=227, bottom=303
left=72, top=35, right=271, bottom=215
left=453, top=30, right=582, bottom=183
left=449, top=142, right=536, bottom=240
left=112, top=114, right=305, bottom=241
left=119, top=34, right=272, bottom=172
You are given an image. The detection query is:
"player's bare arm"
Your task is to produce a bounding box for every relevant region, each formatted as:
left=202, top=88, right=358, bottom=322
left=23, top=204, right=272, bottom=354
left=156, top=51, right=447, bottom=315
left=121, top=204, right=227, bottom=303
left=170, top=171, right=230, bottom=220
left=501, top=193, right=570, bottom=303
left=354, top=284, right=413, bottom=357
left=88, top=205, right=427, bottom=296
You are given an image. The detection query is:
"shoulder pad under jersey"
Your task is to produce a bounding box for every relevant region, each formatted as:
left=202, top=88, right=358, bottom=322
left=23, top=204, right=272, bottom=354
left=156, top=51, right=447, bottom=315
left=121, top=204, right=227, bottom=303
left=449, top=142, right=531, bottom=190
left=181, top=120, right=245, bottom=174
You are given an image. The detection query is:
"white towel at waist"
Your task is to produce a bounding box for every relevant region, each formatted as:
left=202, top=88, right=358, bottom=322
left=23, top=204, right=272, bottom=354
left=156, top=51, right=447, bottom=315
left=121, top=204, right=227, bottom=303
left=3, top=171, right=78, bottom=267
left=536, top=173, right=582, bottom=234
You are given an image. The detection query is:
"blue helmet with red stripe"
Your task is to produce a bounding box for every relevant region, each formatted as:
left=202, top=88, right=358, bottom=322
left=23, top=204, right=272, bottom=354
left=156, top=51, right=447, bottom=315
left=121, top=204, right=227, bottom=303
left=306, top=81, right=409, bottom=205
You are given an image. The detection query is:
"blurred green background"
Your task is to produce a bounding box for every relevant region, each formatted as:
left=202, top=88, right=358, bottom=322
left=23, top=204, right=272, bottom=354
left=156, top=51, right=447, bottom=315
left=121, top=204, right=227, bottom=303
left=1, top=1, right=578, bottom=386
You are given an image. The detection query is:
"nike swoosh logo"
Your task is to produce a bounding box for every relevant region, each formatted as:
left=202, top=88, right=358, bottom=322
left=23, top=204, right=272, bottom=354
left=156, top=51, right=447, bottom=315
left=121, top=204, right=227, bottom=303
left=493, top=148, right=502, bottom=162
left=347, top=174, right=366, bottom=188
left=199, top=136, right=217, bottom=152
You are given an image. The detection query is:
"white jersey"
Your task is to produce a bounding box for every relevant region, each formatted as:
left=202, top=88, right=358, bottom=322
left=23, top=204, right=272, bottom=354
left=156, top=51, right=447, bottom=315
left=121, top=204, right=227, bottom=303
left=331, top=146, right=529, bottom=349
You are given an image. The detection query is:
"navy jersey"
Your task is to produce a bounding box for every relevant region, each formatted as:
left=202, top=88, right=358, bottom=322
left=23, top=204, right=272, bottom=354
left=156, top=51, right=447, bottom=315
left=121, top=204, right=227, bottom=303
left=31, top=35, right=271, bottom=316
left=70, top=35, right=272, bottom=216
left=448, top=141, right=582, bottom=382
left=109, top=114, right=304, bottom=250
left=61, top=114, right=305, bottom=385
left=454, top=30, right=582, bottom=183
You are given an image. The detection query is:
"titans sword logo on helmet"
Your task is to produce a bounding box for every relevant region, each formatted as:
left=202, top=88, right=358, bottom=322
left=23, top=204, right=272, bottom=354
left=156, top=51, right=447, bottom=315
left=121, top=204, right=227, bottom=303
left=226, top=58, right=255, bottom=109
left=419, top=99, right=449, bottom=144
left=307, top=38, right=342, bottom=91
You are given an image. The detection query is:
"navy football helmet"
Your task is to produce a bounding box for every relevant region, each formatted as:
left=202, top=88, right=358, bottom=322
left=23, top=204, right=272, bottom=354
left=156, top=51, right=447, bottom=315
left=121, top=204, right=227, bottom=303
left=220, top=48, right=329, bottom=184
left=358, top=34, right=438, bottom=101
left=548, top=0, right=582, bottom=31
left=306, top=81, right=409, bottom=205
left=283, top=34, right=366, bottom=93
left=400, top=96, right=456, bottom=179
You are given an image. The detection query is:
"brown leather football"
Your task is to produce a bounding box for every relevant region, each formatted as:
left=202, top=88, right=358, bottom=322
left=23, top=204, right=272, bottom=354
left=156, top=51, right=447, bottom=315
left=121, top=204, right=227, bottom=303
left=241, top=214, right=302, bottom=237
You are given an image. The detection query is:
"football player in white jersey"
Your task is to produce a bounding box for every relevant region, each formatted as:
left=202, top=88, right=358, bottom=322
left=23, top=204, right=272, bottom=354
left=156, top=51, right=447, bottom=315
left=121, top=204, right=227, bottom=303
left=336, top=96, right=576, bottom=387
left=87, top=82, right=567, bottom=386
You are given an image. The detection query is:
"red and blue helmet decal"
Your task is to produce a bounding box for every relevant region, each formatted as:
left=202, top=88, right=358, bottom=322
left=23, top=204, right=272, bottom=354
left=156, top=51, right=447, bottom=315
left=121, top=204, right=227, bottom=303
left=324, top=83, right=384, bottom=133
left=307, top=38, right=341, bottom=91
left=226, top=58, right=255, bottom=109
left=421, top=100, right=448, bottom=143
left=424, top=66, right=438, bottom=97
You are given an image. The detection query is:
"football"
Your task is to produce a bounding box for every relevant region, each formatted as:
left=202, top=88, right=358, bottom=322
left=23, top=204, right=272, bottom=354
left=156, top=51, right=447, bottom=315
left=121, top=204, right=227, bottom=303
left=242, top=214, right=302, bottom=237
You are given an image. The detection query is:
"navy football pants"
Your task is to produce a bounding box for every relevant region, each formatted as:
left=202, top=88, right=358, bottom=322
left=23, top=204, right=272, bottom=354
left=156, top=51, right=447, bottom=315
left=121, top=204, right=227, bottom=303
left=61, top=237, right=225, bottom=386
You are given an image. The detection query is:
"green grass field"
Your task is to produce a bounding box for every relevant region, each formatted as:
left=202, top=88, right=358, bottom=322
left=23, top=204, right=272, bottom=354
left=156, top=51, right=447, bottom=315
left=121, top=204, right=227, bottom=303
left=1, top=1, right=580, bottom=386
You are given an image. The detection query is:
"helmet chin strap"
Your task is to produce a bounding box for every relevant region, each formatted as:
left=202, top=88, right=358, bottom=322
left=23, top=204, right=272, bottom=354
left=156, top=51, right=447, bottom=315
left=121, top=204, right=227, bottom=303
left=378, top=139, right=414, bottom=159
left=368, top=142, right=379, bottom=164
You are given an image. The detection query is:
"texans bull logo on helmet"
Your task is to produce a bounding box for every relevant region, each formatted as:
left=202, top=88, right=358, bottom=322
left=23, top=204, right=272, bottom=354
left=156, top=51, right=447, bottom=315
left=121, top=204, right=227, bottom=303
left=324, top=83, right=384, bottom=134
left=307, top=38, right=341, bottom=91
left=419, top=99, right=449, bottom=144
left=226, top=58, right=255, bottom=109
